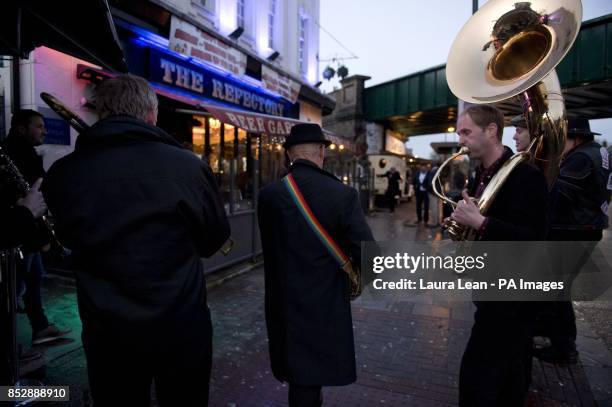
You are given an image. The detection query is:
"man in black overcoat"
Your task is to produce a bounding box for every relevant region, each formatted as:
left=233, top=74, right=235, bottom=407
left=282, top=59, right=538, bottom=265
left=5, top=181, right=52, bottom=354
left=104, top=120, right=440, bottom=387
left=42, top=75, right=230, bottom=406
left=535, top=118, right=610, bottom=364
left=258, top=123, right=374, bottom=407
left=450, top=105, right=548, bottom=406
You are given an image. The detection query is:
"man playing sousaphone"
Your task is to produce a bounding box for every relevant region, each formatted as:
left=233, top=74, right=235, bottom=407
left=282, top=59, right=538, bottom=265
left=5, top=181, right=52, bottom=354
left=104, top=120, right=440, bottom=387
left=448, top=105, right=548, bottom=406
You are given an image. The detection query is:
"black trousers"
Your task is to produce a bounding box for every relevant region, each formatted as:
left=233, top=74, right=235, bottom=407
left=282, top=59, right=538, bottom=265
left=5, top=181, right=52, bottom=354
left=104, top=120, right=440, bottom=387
left=289, top=384, right=322, bottom=407
left=17, top=252, right=49, bottom=332
left=459, top=303, right=533, bottom=407
left=386, top=189, right=399, bottom=212
left=415, top=190, right=429, bottom=222
left=82, top=322, right=212, bottom=407
left=537, top=230, right=602, bottom=350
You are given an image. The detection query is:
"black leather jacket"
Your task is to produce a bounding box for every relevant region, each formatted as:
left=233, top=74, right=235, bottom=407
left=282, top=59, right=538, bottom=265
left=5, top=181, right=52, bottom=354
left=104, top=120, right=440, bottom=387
left=549, top=141, right=610, bottom=231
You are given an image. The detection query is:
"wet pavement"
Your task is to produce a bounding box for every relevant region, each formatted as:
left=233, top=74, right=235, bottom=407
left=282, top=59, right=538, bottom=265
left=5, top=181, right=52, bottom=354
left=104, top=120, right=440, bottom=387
left=15, top=201, right=612, bottom=406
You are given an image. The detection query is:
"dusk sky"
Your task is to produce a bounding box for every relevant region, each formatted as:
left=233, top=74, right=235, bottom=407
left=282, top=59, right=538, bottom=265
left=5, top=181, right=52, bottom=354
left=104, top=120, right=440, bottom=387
left=319, top=0, right=612, bottom=158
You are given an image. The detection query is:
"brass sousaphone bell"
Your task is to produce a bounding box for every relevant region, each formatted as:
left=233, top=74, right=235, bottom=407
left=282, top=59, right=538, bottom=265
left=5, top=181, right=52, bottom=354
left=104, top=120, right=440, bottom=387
left=434, top=0, right=582, bottom=240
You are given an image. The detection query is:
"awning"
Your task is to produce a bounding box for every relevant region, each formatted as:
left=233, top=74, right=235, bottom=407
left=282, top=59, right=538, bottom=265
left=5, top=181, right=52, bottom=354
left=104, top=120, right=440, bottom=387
left=0, top=0, right=127, bottom=72
left=199, top=102, right=353, bottom=150
left=76, top=65, right=354, bottom=150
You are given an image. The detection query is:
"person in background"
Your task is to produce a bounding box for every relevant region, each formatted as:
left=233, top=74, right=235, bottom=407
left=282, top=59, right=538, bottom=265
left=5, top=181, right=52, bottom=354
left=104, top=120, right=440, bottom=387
left=379, top=166, right=402, bottom=213
left=535, top=118, right=610, bottom=364
left=511, top=115, right=532, bottom=153
left=411, top=164, right=430, bottom=225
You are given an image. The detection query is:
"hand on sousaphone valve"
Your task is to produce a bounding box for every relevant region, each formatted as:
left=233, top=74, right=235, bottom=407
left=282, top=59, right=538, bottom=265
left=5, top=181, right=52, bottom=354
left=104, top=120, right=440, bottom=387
left=450, top=190, right=486, bottom=231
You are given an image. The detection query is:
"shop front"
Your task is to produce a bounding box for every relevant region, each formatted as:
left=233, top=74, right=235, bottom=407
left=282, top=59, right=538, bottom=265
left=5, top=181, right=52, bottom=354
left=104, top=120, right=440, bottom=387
left=74, top=22, right=345, bottom=272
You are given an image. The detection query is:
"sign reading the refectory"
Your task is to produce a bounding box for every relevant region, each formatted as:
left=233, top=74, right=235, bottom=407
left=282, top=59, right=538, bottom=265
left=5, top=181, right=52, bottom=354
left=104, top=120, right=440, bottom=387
left=149, top=48, right=293, bottom=117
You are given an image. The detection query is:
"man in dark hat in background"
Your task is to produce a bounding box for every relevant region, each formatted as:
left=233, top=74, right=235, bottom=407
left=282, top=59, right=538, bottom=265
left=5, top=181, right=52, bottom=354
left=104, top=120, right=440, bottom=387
left=535, top=117, right=610, bottom=364
left=258, top=123, right=375, bottom=407
left=511, top=115, right=532, bottom=153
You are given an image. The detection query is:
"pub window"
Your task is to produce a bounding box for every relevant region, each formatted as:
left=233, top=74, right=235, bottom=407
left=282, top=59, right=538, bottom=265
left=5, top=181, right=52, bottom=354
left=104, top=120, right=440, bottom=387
left=192, top=118, right=206, bottom=156
left=234, top=127, right=253, bottom=211
left=192, top=115, right=256, bottom=214
left=245, top=55, right=262, bottom=81
left=259, top=134, right=285, bottom=188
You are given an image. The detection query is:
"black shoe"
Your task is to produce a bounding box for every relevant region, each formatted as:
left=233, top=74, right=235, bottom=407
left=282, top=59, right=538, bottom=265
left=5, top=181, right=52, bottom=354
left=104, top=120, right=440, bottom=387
left=32, top=324, right=72, bottom=345
left=18, top=344, right=43, bottom=363
left=533, top=346, right=578, bottom=365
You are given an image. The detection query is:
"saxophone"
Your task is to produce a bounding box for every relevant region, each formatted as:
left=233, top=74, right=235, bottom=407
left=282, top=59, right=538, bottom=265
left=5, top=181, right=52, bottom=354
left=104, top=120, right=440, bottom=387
left=0, top=145, right=65, bottom=251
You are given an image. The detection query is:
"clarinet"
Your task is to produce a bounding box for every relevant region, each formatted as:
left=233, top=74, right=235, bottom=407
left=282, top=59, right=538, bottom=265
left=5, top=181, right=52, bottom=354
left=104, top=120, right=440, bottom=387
left=0, top=145, right=65, bottom=252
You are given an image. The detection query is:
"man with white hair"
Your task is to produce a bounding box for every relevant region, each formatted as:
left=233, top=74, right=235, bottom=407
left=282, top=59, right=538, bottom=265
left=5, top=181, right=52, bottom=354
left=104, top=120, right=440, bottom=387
left=258, top=123, right=374, bottom=407
left=43, top=74, right=230, bottom=406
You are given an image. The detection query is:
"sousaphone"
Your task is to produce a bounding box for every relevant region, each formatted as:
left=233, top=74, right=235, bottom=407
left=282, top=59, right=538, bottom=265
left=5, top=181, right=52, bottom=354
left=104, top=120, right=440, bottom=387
left=434, top=0, right=582, bottom=240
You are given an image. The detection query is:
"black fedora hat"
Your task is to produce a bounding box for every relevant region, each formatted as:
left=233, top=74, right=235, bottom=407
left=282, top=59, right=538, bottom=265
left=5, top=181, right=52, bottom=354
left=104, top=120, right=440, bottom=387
left=283, top=123, right=331, bottom=149
left=567, top=117, right=600, bottom=138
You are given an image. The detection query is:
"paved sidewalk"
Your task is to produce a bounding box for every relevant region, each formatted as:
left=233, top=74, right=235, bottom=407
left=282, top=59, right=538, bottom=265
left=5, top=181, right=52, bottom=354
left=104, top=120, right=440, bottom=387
left=15, top=201, right=612, bottom=406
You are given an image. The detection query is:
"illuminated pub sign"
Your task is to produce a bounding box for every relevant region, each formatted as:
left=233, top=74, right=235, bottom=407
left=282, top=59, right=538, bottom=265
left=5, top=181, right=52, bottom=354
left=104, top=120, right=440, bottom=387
left=148, top=49, right=295, bottom=118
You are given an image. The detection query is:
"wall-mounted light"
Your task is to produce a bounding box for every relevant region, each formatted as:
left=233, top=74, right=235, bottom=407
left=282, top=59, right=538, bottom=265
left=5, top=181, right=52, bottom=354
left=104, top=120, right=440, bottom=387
left=267, top=51, right=280, bottom=61
left=447, top=126, right=456, bottom=133
left=228, top=27, right=244, bottom=41
left=329, top=143, right=336, bottom=150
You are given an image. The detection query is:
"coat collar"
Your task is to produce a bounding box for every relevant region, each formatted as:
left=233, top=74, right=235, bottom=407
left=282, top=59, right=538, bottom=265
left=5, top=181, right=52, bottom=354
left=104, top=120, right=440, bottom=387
left=5, top=132, right=36, bottom=153
left=289, top=159, right=341, bottom=182
left=75, top=115, right=182, bottom=151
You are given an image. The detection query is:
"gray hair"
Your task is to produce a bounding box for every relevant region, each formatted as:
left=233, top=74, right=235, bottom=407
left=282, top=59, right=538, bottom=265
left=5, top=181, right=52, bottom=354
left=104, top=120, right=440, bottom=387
left=95, top=74, right=158, bottom=121
left=288, top=143, right=324, bottom=162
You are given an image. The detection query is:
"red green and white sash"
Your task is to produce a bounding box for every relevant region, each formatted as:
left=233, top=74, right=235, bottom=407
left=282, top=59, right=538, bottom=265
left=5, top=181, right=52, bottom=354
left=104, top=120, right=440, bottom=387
left=282, top=173, right=350, bottom=269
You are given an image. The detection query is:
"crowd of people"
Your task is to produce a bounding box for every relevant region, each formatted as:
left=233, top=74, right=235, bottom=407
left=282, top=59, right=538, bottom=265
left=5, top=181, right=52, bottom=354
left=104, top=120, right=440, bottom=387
left=1, top=74, right=610, bottom=407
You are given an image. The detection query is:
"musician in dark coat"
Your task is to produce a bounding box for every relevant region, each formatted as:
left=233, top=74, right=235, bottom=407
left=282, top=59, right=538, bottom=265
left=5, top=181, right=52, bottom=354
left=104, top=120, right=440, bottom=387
left=42, top=75, right=230, bottom=407
left=535, top=118, right=611, bottom=364
left=450, top=105, right=548, bottom=407
left=258, top=123, right=375, bottom=407
left=2, top=109, right=70, bottom=346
